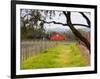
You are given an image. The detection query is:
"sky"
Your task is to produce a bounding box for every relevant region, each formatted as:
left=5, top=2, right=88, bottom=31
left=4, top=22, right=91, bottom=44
left=43, top=11, right=90, bottom=32
left=21, top=9, right=91, bottom=32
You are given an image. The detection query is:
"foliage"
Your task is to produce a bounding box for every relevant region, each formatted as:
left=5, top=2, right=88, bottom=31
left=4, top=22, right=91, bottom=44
left=21, top=26, right=47, bottom=40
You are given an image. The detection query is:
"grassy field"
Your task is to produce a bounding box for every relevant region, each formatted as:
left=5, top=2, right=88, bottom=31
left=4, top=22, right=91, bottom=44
left=21, top=43, right=87, bottom=69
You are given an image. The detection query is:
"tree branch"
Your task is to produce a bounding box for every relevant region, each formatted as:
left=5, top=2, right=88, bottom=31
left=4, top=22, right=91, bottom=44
left=63, top=11, right=90, bottom=51
left=39, top=18, right=90, bottom=28
left=79, top=12, right=91, bottom=27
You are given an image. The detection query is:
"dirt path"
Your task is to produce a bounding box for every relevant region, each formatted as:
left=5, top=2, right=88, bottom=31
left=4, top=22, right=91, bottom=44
left=77, top=44, right=90, bottom=66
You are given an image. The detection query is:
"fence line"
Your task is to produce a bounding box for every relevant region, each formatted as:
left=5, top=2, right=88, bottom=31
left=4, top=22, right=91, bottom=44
left=21, top=40, right=59, bottom=63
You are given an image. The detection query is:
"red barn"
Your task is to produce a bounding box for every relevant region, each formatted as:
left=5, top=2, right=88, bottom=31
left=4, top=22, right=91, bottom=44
left=50, top=32, right=65, bottom=41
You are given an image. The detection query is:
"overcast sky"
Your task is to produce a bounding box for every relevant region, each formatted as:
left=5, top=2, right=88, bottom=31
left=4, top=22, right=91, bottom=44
left=43, top=11, right=90, bottom=32
left=21, top=9, right=91, bottom=32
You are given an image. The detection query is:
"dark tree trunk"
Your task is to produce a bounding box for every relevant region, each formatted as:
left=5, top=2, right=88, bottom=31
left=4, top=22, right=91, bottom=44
left=63, top=11, right=90, bottom=52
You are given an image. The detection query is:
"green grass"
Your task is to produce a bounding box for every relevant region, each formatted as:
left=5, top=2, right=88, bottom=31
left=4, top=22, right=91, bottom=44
left=21, top=43, right=87, bottom=70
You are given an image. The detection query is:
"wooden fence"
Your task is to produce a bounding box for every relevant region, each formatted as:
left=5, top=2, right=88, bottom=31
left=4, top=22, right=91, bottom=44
left=21, top=40, right=59, bottom=63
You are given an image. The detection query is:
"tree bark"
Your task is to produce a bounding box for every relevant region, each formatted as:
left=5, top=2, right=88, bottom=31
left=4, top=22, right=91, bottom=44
left=63, top=11, right=90, bottom=52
